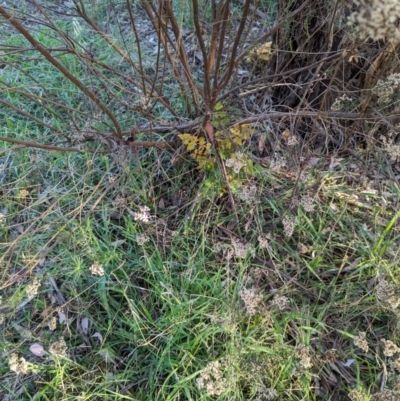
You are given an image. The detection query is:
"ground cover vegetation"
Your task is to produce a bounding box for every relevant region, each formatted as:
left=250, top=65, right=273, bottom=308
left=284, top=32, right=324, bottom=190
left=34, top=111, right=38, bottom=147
left=0, top=0, right=400, bottom=400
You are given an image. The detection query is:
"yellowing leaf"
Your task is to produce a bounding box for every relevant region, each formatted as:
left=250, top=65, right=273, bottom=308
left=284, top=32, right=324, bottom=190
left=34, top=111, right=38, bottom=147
left=230, top=123, right=254, bottom=140
left=249, top=41, right=273, bottom=62
left=230, top=125, right=240, bottom=136
left=186, top=139, right=198, bottom=151
left=197, top=160, right=206, bottom=169
left=219, top=139, right=232, bottom=151
left=233, top=136, right=243, bottom=146
left=239, top=123, right=255, bottom=139
left=179, top=133, right=195, bottom=145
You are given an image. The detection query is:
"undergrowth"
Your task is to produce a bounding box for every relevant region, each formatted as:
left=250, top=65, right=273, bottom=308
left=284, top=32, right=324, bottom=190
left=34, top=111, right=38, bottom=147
left=2, top=125, right=400, bottom=401
left=1, top=1, right=400, bottom=401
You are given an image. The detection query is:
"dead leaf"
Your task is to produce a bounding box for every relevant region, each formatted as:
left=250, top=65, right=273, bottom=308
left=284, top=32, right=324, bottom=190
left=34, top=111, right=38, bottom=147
left=98, top=348, right=116, bottom=363
left=305, top=157, right=320, bottom=168
left=58, top=311, right=66, bottom=324
left=30, top=343, right=45, bottom=357
left=249, top=41, right=273, bottom=62
left=334, top=192, right=359, bottom=203
left=343, top=359, right=355, bottom=367
left=92, top=332, right=103, bottom=344
left=15, top=224, right=24, bottom=234
left=329, top=157, right=344, bottom=170
left=205, top=121, right=216, bottom=145
left=109, top=211, right=123, bottom=220
left=11, top=323, right=32, bottom=339
left=258, top=133, right=266, bottom=154
left=111, top=239, right=126, bottom=247
left=282, top=130, right=291, bottom=141
left=81, top=317, right=90, bottom=334
left=348, top=53, right=359, bottom=63
left=329, top=203, right=339, bottom=212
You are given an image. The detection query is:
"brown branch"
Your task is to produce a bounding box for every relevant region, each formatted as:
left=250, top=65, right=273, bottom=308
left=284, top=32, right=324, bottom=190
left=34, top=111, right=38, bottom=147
left=126, top=0, right=146, bottom=98
left=120, top=110, right=400, bottom=137
left=0, top=98, right=55, bottom=131
left=207, top=0, right=220, bottom=83
left=162, top=0, right=201, bottom=111
left=0, top=135, right=174, bottom=153
left=0, top=136, right=85, bottom=152
left=217, top=51, right=341, bottom=102
left=141, top=1, right=196, bottom=115
left=217, top=0, right=252, bottom=91
left=192, top=0, right=211, bottom=102
left=217, top=0, right=311, bottom=89
left=212, top=0, right=231, bottom=98
left=236, top=111, right=400, bottom=125
left=0, top=6, right=123, bottom=139
left=71, top=0, right=178, bottom=115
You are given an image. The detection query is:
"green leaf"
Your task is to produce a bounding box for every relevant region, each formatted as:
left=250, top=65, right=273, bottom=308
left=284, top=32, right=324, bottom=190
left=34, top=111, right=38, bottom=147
left=214, top=101, right=224, bottom=111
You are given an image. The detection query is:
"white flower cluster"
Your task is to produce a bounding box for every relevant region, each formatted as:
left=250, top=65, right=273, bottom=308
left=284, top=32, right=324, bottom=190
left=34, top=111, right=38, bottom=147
left=258, top=235, right=270, bottom=250
left=300, top=195, right=316, bottom=212
left=8, top=353, right=30, bottom=374
left=196, top=360, right=228, bottom=396
left=348, top=0, right=400, bottom=43
left=372, top=73, right=400, bottom=105
left=271, top=295, right=290, bottom=311
left=269, top=153, right=286, bottom=171
left=286, top=135, right=299, bottom=146
left=380, top=130, right=400, bottom=162
left=239, top=287, right=263, bottom=316
left=232, top=238, right=255, bottom=258
left=225, top=151, right=248, bottom=173
left=235, top=183, right=258, bottom=203
left=19, top=189, right=29, bottom=199
left=354, top=332, right=369, bottom=352
left=331, top=94, right=354, bottom=112
left=282, top=215, right=296, bottom=238
left=296, top=346, right=313, bottom=369
left=381, top=339, right=400, bottom=374
left=348, top=389, right=368, bottom=401
left=49, top=337, right=68, bottom=357
left=382, top=339, right=400, bottom=357
left=48, top=316, right=57, bottom=331
left=26, top=277, right=41, bottom=298
left=376, top=278, right=400, bottom=309
left=213, top=242, right=234, bottom=261
left=89, top=261, right=105, bottom=276
left=133, top=94, right=151, bottom=111
left=253, top=385, right=278, bottom=401
left=136, top=233, right=150, bottom=246
left=133, top=205, right=152, bottom=223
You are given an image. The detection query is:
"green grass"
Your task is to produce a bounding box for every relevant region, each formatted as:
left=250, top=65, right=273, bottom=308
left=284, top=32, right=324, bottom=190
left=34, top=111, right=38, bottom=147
left=2, top=140, right=400, bottom=401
